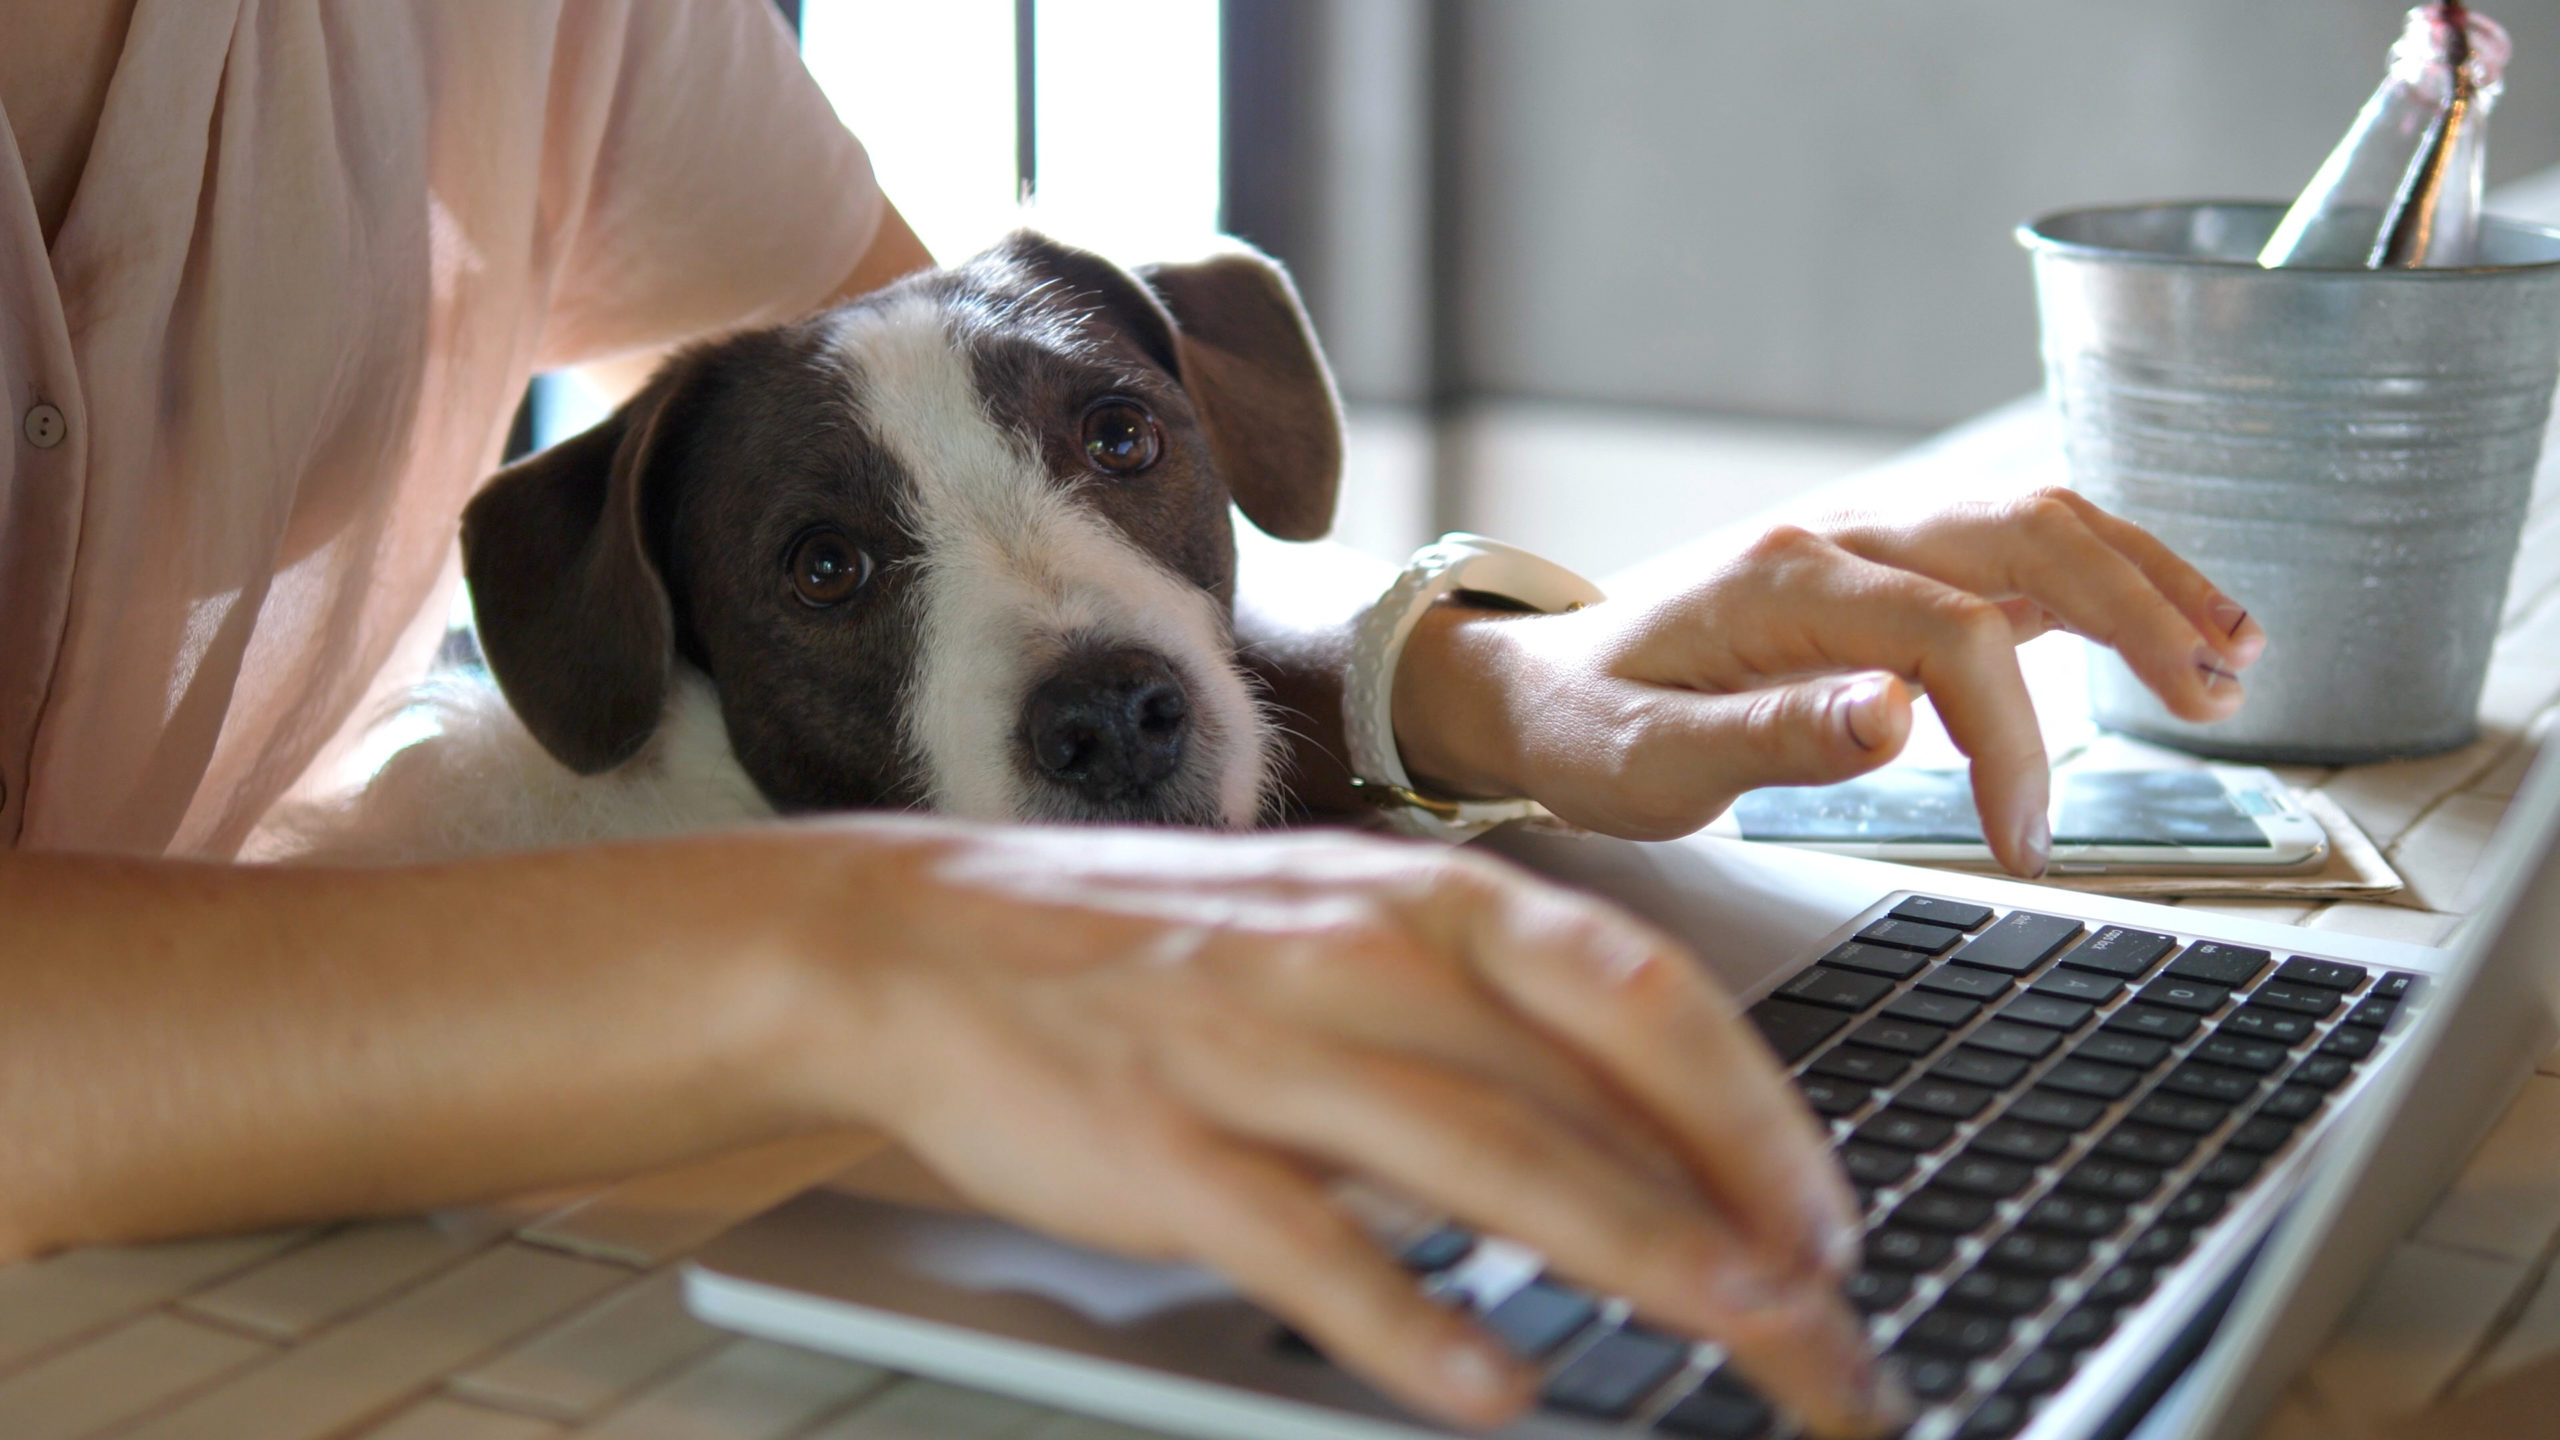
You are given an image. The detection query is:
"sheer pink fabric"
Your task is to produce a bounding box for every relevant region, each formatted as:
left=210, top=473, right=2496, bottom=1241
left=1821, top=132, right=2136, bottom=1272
left=0, top=0, right=880, bottom=857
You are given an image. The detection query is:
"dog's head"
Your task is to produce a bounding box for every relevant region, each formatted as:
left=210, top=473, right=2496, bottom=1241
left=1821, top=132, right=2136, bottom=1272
left=461, top=232, right=1341, bottom=827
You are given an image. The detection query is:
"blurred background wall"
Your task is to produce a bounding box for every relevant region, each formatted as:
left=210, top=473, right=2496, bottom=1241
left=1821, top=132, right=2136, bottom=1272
left=1236, top=0, right=2560, bottom=428
left=785, top=2, right=2560, bottom=573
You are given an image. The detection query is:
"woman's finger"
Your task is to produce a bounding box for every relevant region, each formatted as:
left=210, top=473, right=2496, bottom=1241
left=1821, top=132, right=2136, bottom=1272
left=1239, top=935, right=1708, bottom=1193
left=1436, top=879, right=1911, bottom=1436
left=1693, top=540, right=2053, bottom=874
left=1528, top=671, right=1915, bottom=841
left=1827, top=489, right=2265, bottom=712
left=1156, top=1010, right=1749, bottom=1316
left=1150, top=1133, right=1536, bottom=1427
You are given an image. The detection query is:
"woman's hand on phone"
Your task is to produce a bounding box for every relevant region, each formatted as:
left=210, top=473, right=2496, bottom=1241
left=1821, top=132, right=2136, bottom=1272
left=1392, top=488, right=2267, bottom=877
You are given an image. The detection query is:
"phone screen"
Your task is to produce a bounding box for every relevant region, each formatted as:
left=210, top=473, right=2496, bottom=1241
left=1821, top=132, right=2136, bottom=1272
left=1731, top=769, right=2271, bottom=848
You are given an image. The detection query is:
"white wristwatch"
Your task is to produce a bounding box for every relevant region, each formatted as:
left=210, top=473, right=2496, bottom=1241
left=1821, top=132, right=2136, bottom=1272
left=1343, top=533, right=1606, bottom=842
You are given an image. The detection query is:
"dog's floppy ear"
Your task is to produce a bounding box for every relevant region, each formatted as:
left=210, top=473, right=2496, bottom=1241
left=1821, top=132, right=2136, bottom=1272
left=460, top=367, right=694, bottom=775
left=1138, top=247, right=1343, bottom=542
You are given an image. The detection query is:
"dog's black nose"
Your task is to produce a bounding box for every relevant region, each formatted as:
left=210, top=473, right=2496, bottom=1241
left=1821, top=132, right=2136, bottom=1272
left=1021, top=650, right=1190, bottom=799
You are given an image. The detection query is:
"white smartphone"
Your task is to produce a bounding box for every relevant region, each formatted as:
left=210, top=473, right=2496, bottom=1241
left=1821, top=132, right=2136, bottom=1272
left=1709, top=765, right=2328, bottom=873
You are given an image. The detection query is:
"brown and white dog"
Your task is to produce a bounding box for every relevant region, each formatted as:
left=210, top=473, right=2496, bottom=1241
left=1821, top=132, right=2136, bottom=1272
left=283, top=234, right=1341, bottom=862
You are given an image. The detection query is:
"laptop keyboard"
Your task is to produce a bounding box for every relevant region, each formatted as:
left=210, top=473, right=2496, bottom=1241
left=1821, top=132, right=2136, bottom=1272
left=1369, top=895, right=2419, bottom=1440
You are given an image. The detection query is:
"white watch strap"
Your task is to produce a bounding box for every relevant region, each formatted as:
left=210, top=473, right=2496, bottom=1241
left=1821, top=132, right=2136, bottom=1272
left=1343, top=533, right=1605, bottom=842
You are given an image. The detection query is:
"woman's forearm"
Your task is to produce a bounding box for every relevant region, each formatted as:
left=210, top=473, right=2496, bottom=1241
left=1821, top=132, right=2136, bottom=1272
left=0, top=831, right=900, bottom=1258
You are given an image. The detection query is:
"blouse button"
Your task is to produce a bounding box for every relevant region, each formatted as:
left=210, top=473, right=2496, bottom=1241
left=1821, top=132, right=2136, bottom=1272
left=24, top=403, right=66, bottom=449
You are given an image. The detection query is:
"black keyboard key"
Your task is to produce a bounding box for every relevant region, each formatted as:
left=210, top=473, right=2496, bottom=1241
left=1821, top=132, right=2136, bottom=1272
left=1956, top=1394, right=2031, bottom=1440
left=1936, top=1153, right=2037, bottom=1199
left=1845, top=1268, right=1913, bottom=1314
left=1943, top=1267, right=2053, bottom=1317
left=2041, top=1058, right=2142, bottom=1101
left=1778, top=966, right=1897, bottom=1012
left=2006, top=1088, right=2107, bottom=1131
left=2222, top=1005, right=2315, bottom=1045
left=2074, top=1032, right=2172, bottom=1071
left=1795, top=1074, right=1871, bottom=1117
left=1903, top=1306, right=2013, bottom=1358
left=2224, top=1115, right=2297, bottom=1153
left=1895, top=1350, right=1971, bottom=1402
left=1810, top=1045, right=1911, bottom=1085
left=1896, top=1188, right=1998, bottom=1235
left=1893, top=896, right=1995, bottom=930
left=1848, top=1017, right=1950, bottom=1058
left=2097, top=1124, right=2195, bottom=1168
left=1985, top=1231, right=2090, bottom=1277
left=1657, top=1375, right=1773, bottom=1440
left=2001, top=1348, right=2075, bottom=1396
left=2193, top=1033, right=2288, bottom=1074
left=2318, top=1025, right=2379, bottom=1060
left=2248, top=981, right=2341, bottom=1019
left=1971, top=1119, right=2072, bottom=1163
left=2274, top=957, right=2367, bottom=991
left=2059, top=1159, right=2163, bottom=1202
left=2083, top=1264, right=2159, bottom=1310
left=2137, top=977, right=2230, bottom=1015
left=1543, top=1326, right=1689, bottom=1419
left=2347, top=997, right=2398, bottom=1029
left=2166, top=942, right=2271, bottom=988
left=2195, top=1151, right=2263, bottom=1189
left=1858, top=1109, right=1958, bottom=1153
left=1400, top=1225, right=1475, bottom=1272
left=1838, top=1141, right=1917, bottom=1187
left=2104, top=1003, right=2201, bottom=1042
left=2056, top=925, right=2177, bottom=980
left=1749, top=998, right=1848, bottom=1063
left=1482, top=1281, right=1599, bottom=1356
left=2129, top=1093, right=2231, bottom=1134
left=1898, top=1077, right=1997, bottom=1120
left=2289, top=1054, right=2356, bottom=1091
left=1999, top=992, right=2096, bottom=1032
left=2022, top=1193, right=2128, bottom=1239
left=1818, top=941, right=1931, bottom=981
left=2377, top=972, right=2417, bottom=998
left=1884, top=990, right=1983, bottom=1028
left=1918, top=964, right=2015, bottom=1000
left=2031, top=967, right=2126, bottom=1005
left=1860, top=918, right=1966, bottom=953
left=2159, top=1061, right=2261, bottom=1105
left=1934, top=1047, right=2034, bottom=1088
left=2163, top=1186, right=2229, bottom=1226
left=1866, top=1227, right=1956, bottom=1272
left=2126, top=1224, right=2195, bottom=1266
left=1966, top=1020, right=2063, bottom=1060
left=1952, top=912, right=2083, bottom=975
left=2257, top=1084, right=2326, bottom=1122
left=2046, top=1305, right=2118, bottom=1352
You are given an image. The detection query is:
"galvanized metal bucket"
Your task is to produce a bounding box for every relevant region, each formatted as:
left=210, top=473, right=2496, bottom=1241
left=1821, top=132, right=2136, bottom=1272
left=2020, top=200, right=2560, bottom=763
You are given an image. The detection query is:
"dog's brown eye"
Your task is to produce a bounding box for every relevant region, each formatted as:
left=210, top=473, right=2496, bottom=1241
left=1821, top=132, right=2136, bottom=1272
left=1080, top=400, right=1161, bottom=475
left=787, top=529, right=873, bottom=608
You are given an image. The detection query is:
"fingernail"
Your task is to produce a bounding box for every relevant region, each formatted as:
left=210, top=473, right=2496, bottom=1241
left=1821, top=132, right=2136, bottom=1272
left=2210, top=599, right=2268, bottom=669
left=2019, top=812, right=2051, bottom=879
left=1440, top=1337, right=1516, bottom=1405
left=1803, top=1190, right=1865, bottom=1277
left=1703, top=1260, right=1795, bottom=1315
left=2196, top=647, right=2245, bottom=702
left=1858, top=1357, right=1918, bottom=1431
left=1840, top=674, right=1893, bottom=752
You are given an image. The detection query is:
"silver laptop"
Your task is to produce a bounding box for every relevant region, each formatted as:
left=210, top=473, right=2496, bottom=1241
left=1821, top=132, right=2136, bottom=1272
left=684, top=741, right=2560, bottom=1440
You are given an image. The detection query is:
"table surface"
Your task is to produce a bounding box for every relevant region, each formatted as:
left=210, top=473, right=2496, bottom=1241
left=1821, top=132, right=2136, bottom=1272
left=15, top=239, right=2560, bottom=1440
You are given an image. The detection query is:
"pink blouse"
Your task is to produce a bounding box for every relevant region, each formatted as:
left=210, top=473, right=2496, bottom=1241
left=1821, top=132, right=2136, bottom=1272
left=0, top=0, right=881, bottom=857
